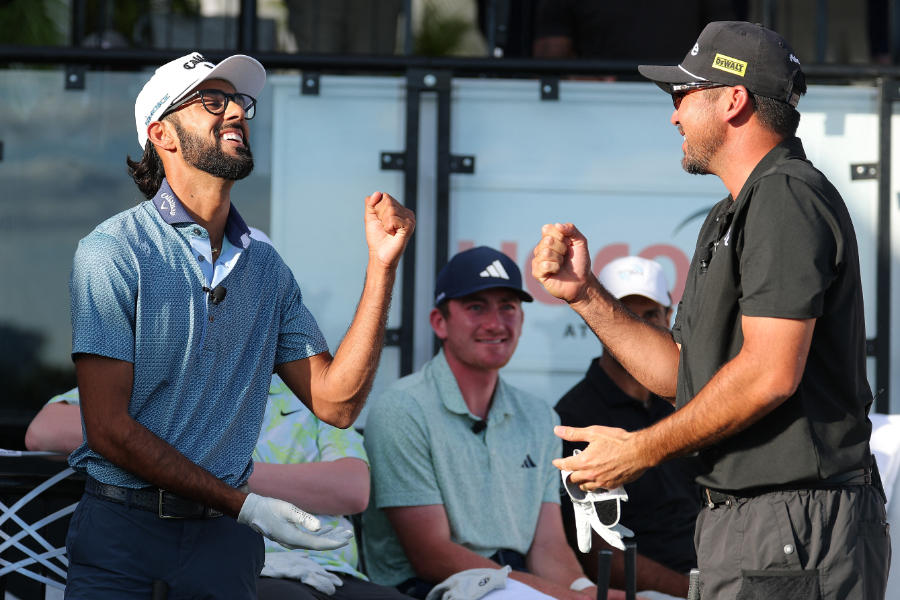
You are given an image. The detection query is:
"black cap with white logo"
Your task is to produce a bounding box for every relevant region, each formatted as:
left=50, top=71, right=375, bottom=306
left=434, top=246, right=533, bottom=306
left=638, top=21, right=803, bottom=107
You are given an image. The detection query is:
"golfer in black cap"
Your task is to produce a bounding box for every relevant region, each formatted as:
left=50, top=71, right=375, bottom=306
left=533, top=21, right=890, bottom=599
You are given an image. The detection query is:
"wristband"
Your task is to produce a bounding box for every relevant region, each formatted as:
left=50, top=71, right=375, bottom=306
left=570, top=576, right=593, bottom=591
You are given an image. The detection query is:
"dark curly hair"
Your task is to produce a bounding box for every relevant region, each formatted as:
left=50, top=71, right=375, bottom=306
left=126, top=140, right=166, bottom=199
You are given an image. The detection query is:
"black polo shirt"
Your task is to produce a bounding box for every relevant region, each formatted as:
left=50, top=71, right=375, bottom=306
left=672, top=137, right=874, bottom=492
left=556, top=359, right=699, bottom=573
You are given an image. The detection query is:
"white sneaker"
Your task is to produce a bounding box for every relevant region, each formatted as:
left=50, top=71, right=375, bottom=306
left=560, top=450, right=634, bottom=552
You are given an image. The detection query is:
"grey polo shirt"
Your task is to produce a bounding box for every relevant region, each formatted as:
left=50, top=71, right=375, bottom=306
left=361, top=349, right=561, bottom=586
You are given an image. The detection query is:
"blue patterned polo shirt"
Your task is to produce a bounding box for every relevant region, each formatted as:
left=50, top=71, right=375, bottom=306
left=68, top=180, right=328, bottom=488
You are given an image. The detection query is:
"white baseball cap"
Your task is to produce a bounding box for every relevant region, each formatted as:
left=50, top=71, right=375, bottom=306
left=598, top=256, right=671, bottom=308
left=134, top=52, right=266, bottom=149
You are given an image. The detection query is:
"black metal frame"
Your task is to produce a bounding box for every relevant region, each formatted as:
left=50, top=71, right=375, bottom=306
left=876, top=77, right=895, bottom=412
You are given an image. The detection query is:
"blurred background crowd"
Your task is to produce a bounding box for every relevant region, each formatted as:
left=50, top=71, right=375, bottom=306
left=2, top=0, right=896, bottom=64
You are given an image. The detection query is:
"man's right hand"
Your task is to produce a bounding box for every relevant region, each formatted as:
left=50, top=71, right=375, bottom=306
left=532, top=222, right=594, bottom=304
left=364, top=191, right=416, bottom=269
left=237, top=492, right=352, bottom=550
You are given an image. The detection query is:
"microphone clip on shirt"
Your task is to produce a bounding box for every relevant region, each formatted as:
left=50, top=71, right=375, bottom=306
left=202, top=285, right=227, bottom=305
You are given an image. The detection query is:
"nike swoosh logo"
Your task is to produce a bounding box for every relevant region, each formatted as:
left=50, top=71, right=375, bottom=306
left=280, top=409, right=304, bottom=417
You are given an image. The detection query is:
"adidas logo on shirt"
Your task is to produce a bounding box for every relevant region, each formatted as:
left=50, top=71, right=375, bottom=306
left=480, top=260, right=510, bottom=280
left=521, top=454, right=537, bottom=468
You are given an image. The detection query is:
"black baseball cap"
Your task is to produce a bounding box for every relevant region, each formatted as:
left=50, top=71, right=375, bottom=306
left=638, top=21, right=803, bottom=107
left=434, top=246, right=534, bottom=306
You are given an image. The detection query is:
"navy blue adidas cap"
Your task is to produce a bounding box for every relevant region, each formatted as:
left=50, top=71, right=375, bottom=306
left=434, top=246, right=534, bottom=306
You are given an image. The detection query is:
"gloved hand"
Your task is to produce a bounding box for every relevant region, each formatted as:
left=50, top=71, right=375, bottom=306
left=560, top=450, right=634, bottom=552
left=425, top=566, right=511, bottom=600
left=237, top=493, right=353, bottom=550
left=261, top=551, right=344, bottom=595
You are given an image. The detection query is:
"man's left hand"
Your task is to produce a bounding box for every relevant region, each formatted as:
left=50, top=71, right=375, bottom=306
left=552, top=425, right=649, bottom=491
left=364, top=191, right=415, bottom=268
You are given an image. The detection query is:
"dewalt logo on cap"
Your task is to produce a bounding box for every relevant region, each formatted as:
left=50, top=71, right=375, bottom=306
left=712, top=53, right=747, bottom=77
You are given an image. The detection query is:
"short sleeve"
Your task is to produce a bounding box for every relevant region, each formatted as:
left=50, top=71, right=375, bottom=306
left=364, top=392, right=442, bottom=508
left=47, top=388, right=81, bottom=406
left=739, top=176, right=839, bottom=319
left=70, top=232, right=138, bottom=362
left=274, top=272, right=329, bottom=365
left=317, top=423, right=367, bottom=465
left=252, top=376, right=365, bottom=466
left=671, top=299, right=685, bottom=345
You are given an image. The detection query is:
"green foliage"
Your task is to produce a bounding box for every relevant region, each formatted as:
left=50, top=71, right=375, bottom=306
left=414, top=1, right=470, bottom=57
left=169, top=0, right=201, bottom=16
left=82, top=0, right=147, bottom=46
left=0, top=0, right=66, bottom=46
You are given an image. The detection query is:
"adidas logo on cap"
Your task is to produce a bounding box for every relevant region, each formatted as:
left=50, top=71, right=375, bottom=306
left=433, top=246, right=534, bottom=305
left=479, top=260, right=510, bottom=280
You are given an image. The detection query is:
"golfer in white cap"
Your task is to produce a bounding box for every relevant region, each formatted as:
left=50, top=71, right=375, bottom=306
left=66, top=52, right=415, bottom=597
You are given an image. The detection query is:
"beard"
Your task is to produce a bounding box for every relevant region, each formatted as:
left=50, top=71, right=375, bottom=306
left=172, top=119, right=254, bottom=180
left=681, top=100, right=725, bottom=175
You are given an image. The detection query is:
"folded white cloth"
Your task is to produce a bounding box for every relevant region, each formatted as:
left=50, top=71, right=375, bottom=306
left=560, top=450, right=634, bottom=552
left=426, top=566, right=512, bottom=600
left=870, top=413, right=900, bottom=509
left=261, top=551, right=344, bottom=595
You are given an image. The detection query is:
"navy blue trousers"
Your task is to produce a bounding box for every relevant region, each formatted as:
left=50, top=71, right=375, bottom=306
left=65, top=491, right=264, bottom=599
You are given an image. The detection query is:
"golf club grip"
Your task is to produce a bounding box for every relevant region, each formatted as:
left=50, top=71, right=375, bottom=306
left=596, top=549, right=612, bottom=600
left=688, top=568, right=701, bottom=600
left=624, top=542, right=637, bottom=600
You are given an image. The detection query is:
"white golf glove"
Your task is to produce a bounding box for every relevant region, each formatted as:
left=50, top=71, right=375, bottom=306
left=425, top=566, right=511, bottom=600
left=261, top=552, right=344, bottom=595
left=237, top=493, right=352, bottom=550
left=560, top=450, right=634, bottom=552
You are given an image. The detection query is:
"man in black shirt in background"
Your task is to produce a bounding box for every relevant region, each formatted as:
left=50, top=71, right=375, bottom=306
left=556, top=257, right=697, bottom=599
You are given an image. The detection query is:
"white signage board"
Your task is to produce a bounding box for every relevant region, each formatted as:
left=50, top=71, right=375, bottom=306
left=270, top=75, right=887, bottom=415
left=447, top=79, right=880, bottom=403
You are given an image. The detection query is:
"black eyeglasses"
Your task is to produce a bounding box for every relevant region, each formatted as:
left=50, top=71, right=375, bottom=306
left=164, top=89, right=257, bottom=120
left=670, top=83, right=726, bottom=109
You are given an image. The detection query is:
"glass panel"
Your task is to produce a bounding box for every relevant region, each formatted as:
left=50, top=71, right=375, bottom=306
left=446, top=79, right=881, bottom=406
left=269, top=75, right=406, bottom=412
left=2, top=67, right=894, bottom=430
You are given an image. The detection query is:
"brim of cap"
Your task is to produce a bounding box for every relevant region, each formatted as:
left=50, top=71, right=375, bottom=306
left=436, top=283, right=534, bottom=305
left=169, top=54, right=267, bottom=110
left=617, top=290, right=671, bottom=308
left=638, top=64, right=706, bottom=94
